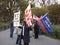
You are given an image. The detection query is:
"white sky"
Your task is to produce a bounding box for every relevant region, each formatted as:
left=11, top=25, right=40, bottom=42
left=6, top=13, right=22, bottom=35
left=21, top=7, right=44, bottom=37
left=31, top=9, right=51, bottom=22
left=57, top=0, right=60, bottom=4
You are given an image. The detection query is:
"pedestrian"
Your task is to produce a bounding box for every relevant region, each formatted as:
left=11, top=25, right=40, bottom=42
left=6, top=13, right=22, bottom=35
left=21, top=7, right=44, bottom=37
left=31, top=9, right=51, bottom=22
left=34, top=21, right=39, bottom=39
left=10, top=20, right=14, bottom=38
left=23, top=21, right=31, bottom=45
left=15, top=24, right=23, bottom=45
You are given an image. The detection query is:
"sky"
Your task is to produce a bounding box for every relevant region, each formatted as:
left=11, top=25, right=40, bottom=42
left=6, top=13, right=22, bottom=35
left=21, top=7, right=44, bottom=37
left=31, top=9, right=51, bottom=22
left=57, top=0, right=60, bottom=4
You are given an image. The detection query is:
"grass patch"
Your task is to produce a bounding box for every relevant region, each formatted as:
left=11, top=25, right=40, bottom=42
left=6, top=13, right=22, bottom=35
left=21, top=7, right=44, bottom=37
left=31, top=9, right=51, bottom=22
left=41, top=24, right=60, bottom=39
left=52, top=24, right=60, bottom=31
left=0, top=22, right=9, bottom=28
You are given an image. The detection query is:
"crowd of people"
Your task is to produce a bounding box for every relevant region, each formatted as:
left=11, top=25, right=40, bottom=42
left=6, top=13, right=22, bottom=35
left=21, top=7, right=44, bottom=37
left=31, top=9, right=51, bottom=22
left=10, top=20, right=40, bottom=45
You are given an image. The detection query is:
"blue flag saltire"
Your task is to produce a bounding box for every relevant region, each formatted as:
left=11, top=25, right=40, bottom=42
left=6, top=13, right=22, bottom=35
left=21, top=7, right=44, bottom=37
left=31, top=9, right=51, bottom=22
left=41, top=13, right=53, bottom=34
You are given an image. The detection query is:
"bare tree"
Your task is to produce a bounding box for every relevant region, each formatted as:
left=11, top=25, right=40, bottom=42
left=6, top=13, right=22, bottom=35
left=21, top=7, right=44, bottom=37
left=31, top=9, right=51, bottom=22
left=47, top=0, right=50, bottom=5
left=42, top=0, right=46, bottom=7
left=54, top=0, right=57, bottom=4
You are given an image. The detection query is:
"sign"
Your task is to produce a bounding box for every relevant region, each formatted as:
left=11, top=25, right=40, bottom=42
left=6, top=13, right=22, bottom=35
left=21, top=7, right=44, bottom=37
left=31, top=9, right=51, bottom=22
left=13, top=11, right=20, bottom=27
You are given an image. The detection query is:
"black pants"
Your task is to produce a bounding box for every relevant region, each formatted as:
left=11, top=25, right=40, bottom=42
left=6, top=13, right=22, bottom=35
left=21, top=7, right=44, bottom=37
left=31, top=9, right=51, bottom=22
left=24, top=42, right=29, bottom=45
left=35, top=33, right=38, bottom=39
left=16, top=35, right=21, bottom=45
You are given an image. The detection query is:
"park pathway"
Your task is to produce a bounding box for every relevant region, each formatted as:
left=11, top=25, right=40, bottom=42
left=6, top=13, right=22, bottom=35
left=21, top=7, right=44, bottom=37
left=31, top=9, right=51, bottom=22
left=0, top=29, right=60, bottom=45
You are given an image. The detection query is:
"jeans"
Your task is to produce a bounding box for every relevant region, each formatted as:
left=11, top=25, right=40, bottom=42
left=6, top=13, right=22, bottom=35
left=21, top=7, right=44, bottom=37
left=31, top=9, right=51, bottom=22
left=10, top=28, right=14, bottom=38
left=16, top=35, right=21, bottom=45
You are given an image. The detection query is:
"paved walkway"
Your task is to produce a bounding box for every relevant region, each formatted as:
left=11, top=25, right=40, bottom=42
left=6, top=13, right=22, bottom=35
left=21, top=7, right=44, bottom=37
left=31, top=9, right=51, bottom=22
left=0, top=29, right=60, bottom=45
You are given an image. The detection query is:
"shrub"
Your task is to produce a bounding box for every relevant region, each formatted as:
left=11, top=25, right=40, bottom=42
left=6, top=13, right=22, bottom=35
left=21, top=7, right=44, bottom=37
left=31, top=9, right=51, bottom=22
left=40, top=24, right=60, bottom=39
left=31, top=7, right=48, bottom=17
left=0, top=22, right=9, bottom=28
left=47, top=4, right=60, bottom=24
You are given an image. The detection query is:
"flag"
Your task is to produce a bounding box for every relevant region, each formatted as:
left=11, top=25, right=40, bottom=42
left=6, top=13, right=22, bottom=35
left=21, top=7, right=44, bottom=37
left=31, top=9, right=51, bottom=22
left=33, top=15, right=39, bottom=21
left=41, top=13, right=53, bottom=34
left=24, top=4, right=33, bottom=27
left=33, top=15, right=46, bottom=32
left=38, top=16, right=46, bottom=32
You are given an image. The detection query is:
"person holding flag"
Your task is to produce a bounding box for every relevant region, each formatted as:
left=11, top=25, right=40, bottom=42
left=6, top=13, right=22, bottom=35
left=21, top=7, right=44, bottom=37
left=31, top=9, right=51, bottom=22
left=33, top=15, right=46, bottom=33
left=23, top=3, right=33, bottom=45
left=34, top=21, right=39, bottom=39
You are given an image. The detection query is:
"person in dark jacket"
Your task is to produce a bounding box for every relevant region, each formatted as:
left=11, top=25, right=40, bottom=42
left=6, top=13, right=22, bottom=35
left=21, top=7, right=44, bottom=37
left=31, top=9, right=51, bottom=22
left=23, top=21, right=30, bottom=45
left=10, top=21, right=14, bottom=38
left=16, top=26, right=23, bottom=45
left=34, top=21, right=39, bottom=39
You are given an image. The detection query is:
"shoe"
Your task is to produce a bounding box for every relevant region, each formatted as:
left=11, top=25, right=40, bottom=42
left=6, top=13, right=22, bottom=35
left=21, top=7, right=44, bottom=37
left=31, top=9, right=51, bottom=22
left=16, top=44, right=18, bottom=45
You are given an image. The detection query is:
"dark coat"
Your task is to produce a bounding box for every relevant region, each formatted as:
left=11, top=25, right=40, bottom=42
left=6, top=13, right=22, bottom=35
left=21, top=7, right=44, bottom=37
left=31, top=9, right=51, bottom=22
left=34, top=21, right=39, bottom=38
left=23, top=21, right=30, bottom=43
left=10, top=22, right=14, bottom=32
left=34, top=22, right=39, bottom=33
left=10, top=22, right=13, bottom=28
